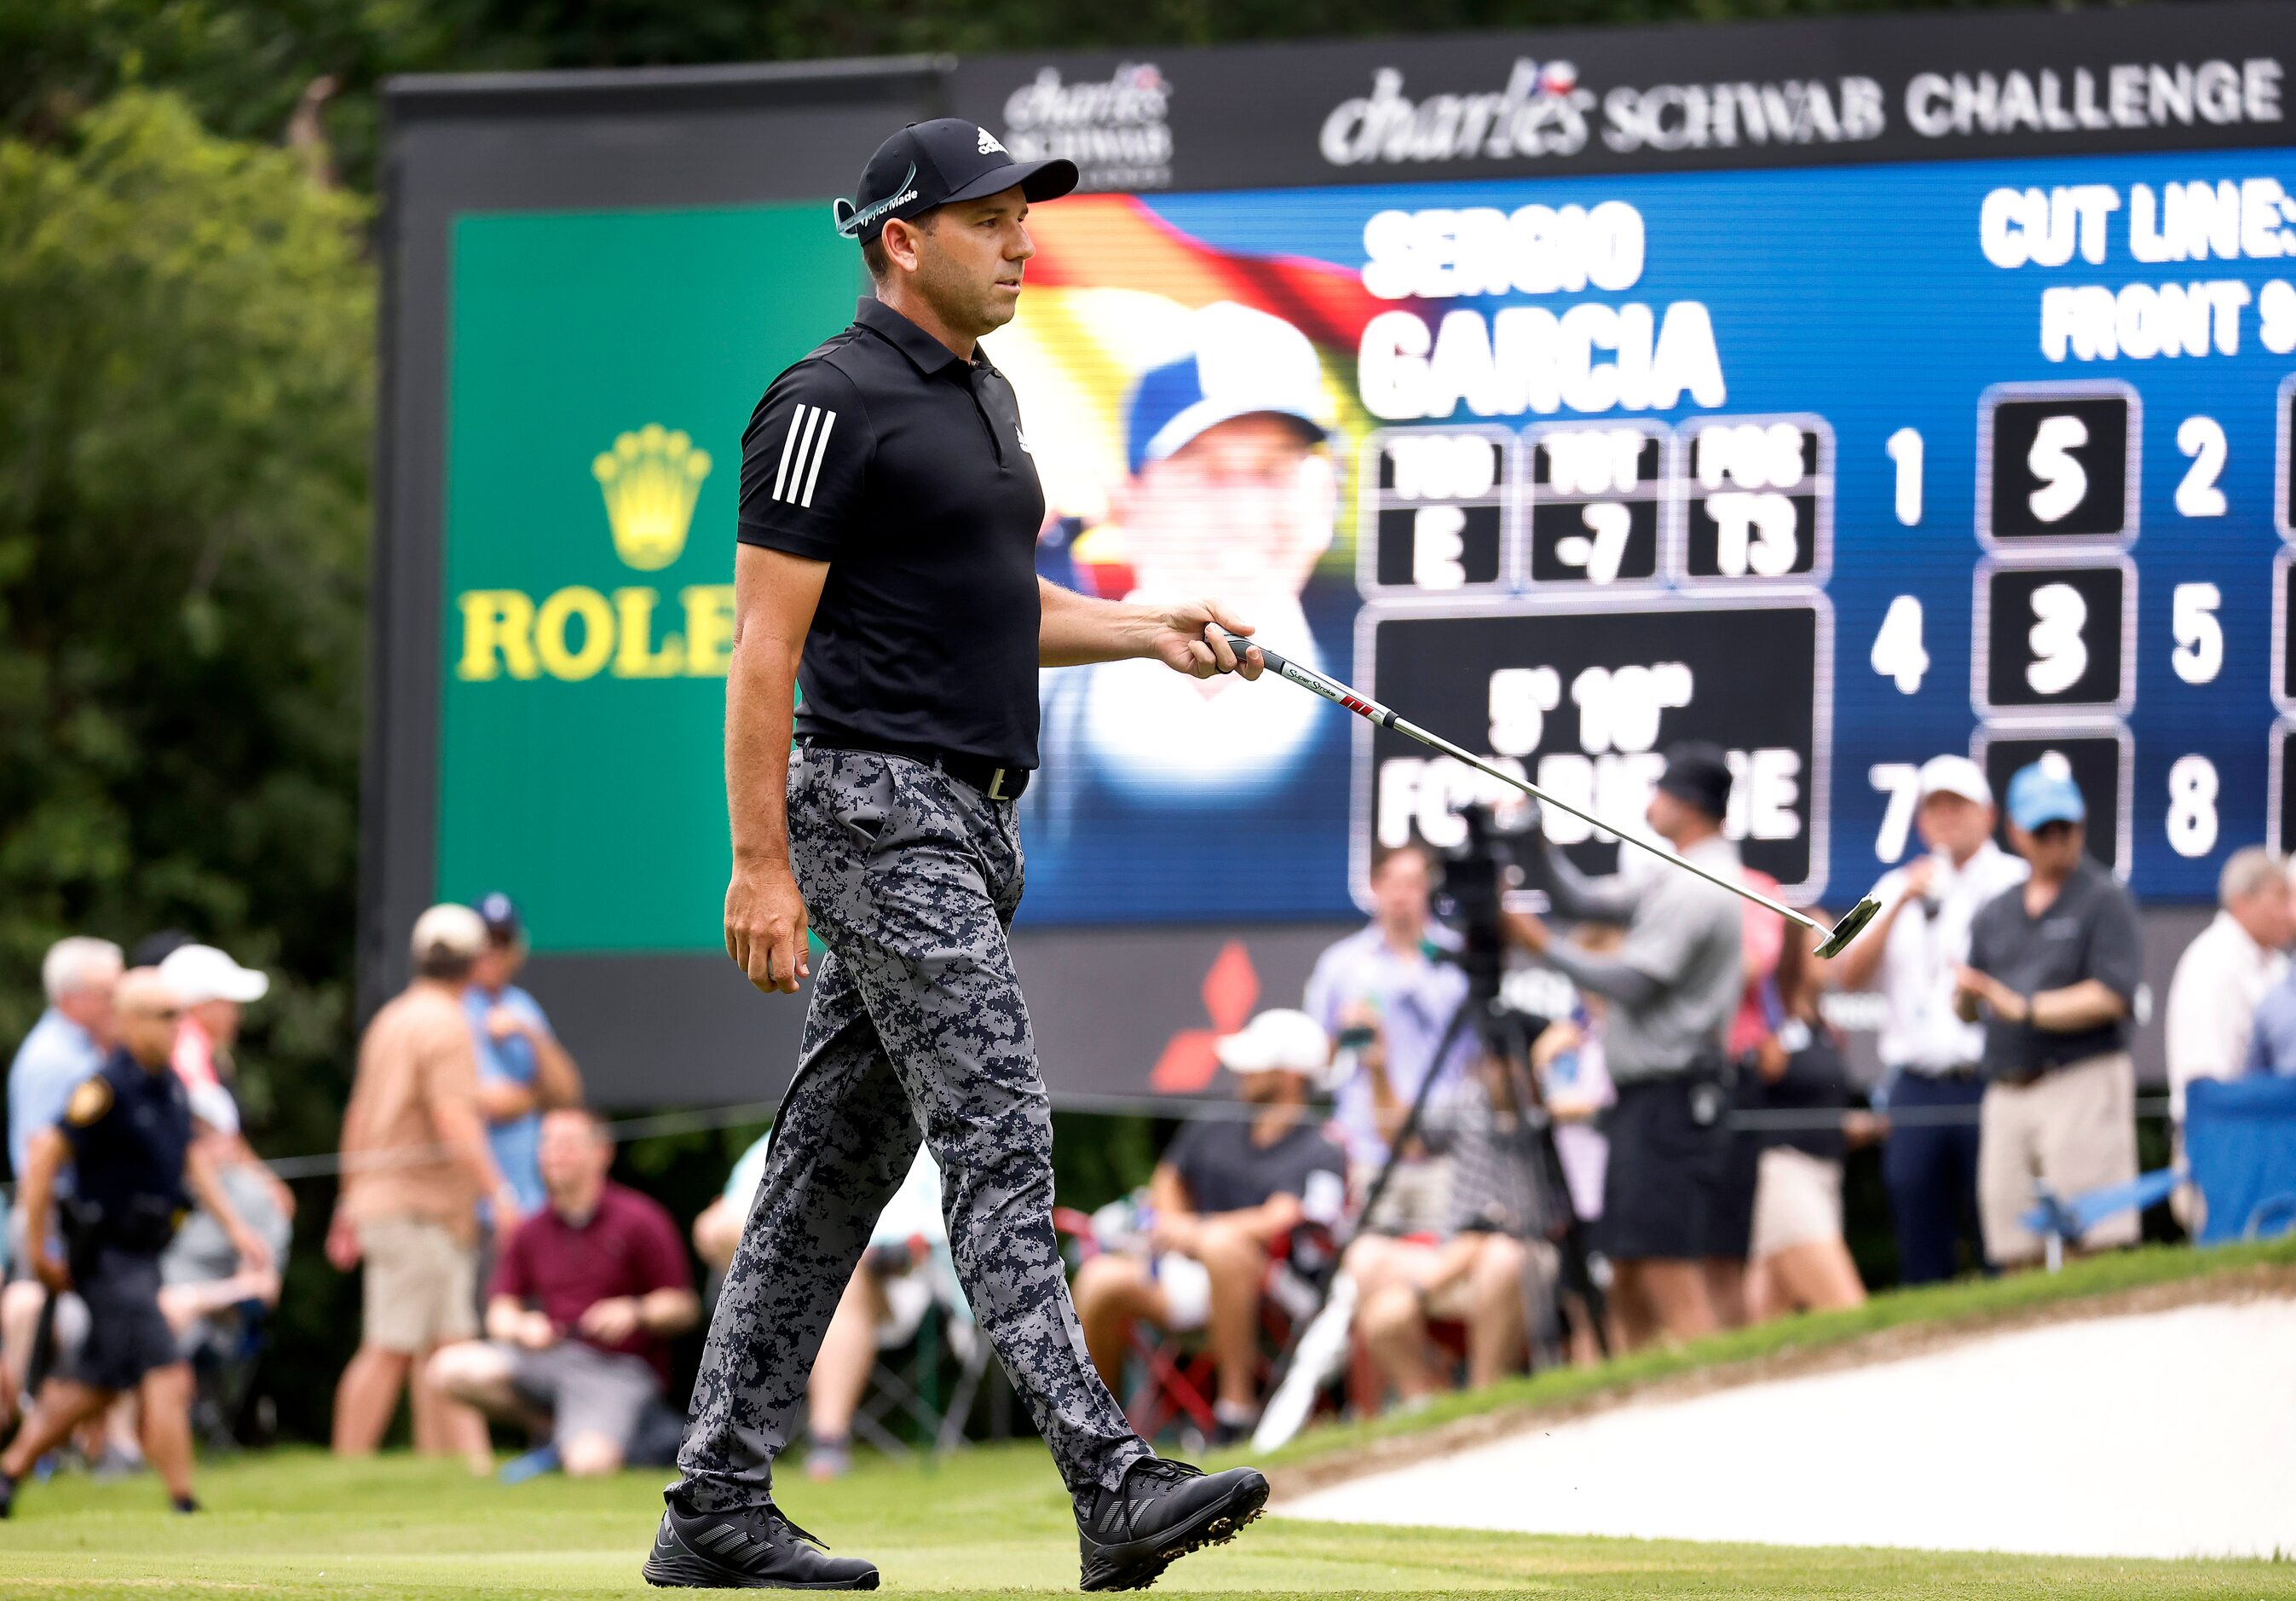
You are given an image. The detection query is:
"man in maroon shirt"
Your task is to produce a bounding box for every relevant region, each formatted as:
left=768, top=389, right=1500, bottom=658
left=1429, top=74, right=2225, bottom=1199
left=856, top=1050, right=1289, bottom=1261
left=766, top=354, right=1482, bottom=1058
left=430, top=1108, right=699, bottom=1476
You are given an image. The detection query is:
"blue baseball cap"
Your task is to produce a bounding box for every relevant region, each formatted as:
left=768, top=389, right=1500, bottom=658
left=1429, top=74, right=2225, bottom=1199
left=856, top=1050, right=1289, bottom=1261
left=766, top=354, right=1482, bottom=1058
left=475, top=892, right=522, bottom=942
left=2005, top=761, right=2085, bottom=831
left=1124, top=302, right=1332, bottom=476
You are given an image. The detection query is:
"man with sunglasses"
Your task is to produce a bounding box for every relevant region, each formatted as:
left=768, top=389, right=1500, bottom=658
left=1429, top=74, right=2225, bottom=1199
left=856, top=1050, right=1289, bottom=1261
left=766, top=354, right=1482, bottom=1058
left=0, top=969, right=271, bottom=1517
left=1953, top=762, right=2144, bottom=1269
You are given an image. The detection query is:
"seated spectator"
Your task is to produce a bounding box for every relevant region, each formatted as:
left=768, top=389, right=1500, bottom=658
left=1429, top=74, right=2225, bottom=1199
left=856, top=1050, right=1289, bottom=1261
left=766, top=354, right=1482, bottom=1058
left=1341, top=1046, right=1551, bottom=1409
left=693, top=1132, right=967, bottom=1480
left=1305, top=845, right=1473, bottom=1234
left=1955, top=763, right=2143, bottom=1269
left=1073, top=1009, right=1347, bottom=1443
left=2167, top=847, right=2289, bottom=1118
left=1744, top=932, right=1867, bottom=1321
left=430, top=1108, right=696, bottom=1477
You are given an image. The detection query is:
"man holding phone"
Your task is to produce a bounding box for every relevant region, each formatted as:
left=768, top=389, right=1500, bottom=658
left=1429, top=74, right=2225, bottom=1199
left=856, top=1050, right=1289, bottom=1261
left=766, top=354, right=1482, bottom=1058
left=1304, top=843, right=1475, bottom=1232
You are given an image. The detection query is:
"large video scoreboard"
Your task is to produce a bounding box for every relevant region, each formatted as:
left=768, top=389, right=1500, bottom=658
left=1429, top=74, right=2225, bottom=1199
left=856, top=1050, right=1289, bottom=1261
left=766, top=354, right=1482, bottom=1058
left=1306, top=153, right=2295, bottom=905
left=376, top=4, right=2293, bottom=1103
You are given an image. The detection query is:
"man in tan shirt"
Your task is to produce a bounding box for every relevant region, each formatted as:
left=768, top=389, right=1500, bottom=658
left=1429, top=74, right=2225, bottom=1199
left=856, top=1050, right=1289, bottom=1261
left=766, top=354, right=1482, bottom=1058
left=327, top=904, right=521, bottom=1464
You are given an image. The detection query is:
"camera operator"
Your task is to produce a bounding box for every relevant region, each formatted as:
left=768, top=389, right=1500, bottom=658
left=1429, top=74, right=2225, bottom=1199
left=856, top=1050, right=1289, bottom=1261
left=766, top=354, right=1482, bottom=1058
left=1503, top=743, right=1745, bottom=1350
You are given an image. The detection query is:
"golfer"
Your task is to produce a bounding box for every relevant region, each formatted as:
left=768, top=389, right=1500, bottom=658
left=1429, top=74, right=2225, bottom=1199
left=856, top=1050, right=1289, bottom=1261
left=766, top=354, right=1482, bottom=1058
left=644, top=118, right=1272, bottom=1592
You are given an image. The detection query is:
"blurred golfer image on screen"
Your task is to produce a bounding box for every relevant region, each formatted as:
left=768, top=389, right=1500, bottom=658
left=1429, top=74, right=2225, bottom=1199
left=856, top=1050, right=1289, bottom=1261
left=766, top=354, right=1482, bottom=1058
left=1035, top=301, right=1336, bottom=812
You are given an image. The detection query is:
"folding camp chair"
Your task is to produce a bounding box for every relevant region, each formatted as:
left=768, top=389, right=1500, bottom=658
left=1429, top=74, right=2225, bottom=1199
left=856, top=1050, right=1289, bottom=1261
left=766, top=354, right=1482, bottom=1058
left=1054, top=1205, right=1330, bottom=1451
left=851, top=1298, right=993, bottom=1460
left=2184, top=1076, right=2296, bottom=1245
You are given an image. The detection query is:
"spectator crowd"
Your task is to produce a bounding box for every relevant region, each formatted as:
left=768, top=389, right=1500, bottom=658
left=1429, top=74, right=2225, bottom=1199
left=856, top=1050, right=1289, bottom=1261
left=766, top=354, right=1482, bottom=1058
left=6, top=741, right=2293, bottom=1486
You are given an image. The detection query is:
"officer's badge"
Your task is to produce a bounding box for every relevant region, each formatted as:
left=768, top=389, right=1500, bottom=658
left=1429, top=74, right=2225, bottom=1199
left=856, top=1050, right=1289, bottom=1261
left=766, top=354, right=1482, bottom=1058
left=65, top=1076, right=113, bottom=1126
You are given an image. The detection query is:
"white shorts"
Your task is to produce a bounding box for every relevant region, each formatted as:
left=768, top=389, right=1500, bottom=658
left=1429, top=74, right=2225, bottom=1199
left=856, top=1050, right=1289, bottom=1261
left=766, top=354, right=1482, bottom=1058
left=1749, top=1147, right=1844, bottom=1262
left=1151, top=1253, right=1213, bottom=1333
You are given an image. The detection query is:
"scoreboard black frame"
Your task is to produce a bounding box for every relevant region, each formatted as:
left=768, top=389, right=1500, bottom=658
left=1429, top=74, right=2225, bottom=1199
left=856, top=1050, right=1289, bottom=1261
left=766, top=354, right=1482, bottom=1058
left=1350, top=593, right=1836, bottom=905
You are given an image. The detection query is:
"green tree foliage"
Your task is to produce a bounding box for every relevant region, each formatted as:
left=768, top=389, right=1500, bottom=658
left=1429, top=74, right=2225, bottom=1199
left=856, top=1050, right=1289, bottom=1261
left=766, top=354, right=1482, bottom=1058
left=2, top=0, right=2059, bottom=189
left=0, top=90, right=372, bottom=1430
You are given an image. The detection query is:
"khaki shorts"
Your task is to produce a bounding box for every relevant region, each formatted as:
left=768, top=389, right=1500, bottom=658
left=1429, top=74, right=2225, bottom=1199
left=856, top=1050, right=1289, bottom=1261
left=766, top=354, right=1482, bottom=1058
left=1351, top=1156, right=1456, bottom=1236
left=1749, top=1147, right=1844, bottom=1263
left=1979, top=1051, right=2140, bottom=1266
left=358, top=1217, right=477, bottom=1354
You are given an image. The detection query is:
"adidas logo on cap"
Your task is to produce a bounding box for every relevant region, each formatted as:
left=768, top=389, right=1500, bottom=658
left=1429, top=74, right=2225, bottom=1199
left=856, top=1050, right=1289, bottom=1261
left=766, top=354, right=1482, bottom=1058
left=977, top=125, right=1008, bottom=155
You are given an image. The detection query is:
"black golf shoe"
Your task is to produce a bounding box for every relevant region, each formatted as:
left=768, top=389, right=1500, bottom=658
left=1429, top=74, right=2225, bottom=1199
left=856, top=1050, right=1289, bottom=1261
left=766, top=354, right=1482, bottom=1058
left=642, top=1498, right=880, bottom=1590
left=1076, top=1456, right=1270, bottom=1592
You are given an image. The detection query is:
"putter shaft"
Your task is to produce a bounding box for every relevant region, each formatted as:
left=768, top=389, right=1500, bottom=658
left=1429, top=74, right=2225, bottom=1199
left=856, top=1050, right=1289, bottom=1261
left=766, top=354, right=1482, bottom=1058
left=1208, top=626, right=1870, bottom=952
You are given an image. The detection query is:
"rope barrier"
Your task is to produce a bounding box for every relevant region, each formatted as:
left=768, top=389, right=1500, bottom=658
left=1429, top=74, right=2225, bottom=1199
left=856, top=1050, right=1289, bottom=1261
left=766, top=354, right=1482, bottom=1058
left=149, top=1090, right=2206, bottom=1186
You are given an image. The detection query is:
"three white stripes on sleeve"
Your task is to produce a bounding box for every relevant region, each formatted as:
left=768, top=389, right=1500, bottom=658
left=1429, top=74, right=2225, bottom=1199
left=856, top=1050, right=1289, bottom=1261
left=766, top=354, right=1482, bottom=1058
left=770, top=405, right=839, bottom=509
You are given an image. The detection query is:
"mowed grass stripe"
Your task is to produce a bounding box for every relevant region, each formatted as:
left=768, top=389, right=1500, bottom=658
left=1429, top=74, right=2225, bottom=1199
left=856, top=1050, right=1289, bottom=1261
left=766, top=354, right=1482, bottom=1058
left=2, top=1445, right=2293, bottom=1598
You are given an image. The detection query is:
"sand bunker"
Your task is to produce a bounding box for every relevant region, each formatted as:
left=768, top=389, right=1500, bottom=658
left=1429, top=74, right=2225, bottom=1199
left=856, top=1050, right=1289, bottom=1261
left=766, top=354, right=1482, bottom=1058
left=1283, top=1298, right=2296, bottom=1559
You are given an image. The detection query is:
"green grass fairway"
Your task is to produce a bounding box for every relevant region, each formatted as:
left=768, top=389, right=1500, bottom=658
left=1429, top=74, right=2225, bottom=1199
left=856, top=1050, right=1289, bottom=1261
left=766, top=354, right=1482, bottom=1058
left=0, top=1444, right=2290, bottom=1598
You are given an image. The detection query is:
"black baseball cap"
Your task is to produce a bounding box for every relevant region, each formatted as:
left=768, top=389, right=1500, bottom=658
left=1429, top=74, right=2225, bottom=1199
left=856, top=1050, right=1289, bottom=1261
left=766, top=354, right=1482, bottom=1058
left=1655, top=742, right=1734, bottom=823
left=834, top=118, right=1078, bottom=243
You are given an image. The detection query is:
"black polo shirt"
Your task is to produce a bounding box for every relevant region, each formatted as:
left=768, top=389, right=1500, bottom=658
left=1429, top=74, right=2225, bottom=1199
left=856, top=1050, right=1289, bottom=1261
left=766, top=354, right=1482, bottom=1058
left=1964, top=859, right=2143, bottom=1079
left=61, top=1049, right=192, bottom=1236
left=736, top=298, right=1045, bottom=769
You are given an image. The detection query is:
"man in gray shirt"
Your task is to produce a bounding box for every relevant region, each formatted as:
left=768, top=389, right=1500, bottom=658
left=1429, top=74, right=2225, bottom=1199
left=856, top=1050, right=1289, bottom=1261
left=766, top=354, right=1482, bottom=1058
left=1955, top=761, right=2143, bottom=1268
left=1507, top=743, right=1745, bottom=1349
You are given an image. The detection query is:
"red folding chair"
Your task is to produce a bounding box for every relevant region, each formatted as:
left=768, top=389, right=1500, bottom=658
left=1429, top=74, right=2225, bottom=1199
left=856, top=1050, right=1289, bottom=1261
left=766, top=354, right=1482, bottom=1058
left=1057, top=1206, right=1332, bottom=1448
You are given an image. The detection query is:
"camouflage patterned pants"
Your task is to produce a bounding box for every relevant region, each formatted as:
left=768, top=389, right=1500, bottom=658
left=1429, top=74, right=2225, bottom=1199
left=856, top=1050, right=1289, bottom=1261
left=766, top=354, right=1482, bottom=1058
left=673, top=746, right=1150, bottom=1514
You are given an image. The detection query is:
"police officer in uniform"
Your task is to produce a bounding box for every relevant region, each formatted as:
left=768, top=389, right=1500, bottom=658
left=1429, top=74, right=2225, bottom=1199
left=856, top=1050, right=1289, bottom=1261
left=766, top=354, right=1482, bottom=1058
left=0, top=968, right=270, bottom=1516
left=646, top=119, right=1273, bottom=1592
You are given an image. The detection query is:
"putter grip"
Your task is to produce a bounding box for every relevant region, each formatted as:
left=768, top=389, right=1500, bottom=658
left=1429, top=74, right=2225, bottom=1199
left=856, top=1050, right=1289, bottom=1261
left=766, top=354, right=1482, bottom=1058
left=1204, top=624, right=1288, bottom=675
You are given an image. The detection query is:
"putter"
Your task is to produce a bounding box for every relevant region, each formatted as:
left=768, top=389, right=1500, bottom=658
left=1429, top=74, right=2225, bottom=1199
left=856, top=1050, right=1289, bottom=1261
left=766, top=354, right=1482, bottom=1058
left=1206, top=626, right=1883, bottom=957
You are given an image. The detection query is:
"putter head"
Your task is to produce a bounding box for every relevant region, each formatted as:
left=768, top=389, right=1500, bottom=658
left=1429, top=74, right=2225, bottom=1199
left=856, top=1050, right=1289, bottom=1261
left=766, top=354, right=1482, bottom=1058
left=1813, top=896, right=1884, bottom=959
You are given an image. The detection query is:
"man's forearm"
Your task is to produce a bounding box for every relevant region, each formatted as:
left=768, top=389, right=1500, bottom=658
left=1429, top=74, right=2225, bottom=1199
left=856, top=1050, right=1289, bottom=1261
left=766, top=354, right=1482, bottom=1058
left=2030, top=979, right=2129, bottom=1033
left=483, top=1295, right=527, bottom=1343
left=1539, top=940, right=1663, bottom=1009
left=1540, top=844, right=1638, bottom=924
left=186, top=1143, right=254, bottom=1247
left=19, top=1132, right=61, bottom=1269
left=640, top=1286, right=701, bottom=1336
left=1039, top=578, right=1156, bottom=668
left=529, top=1032, right=584, bottom=1110
left=726, top=624, right=800, bottom=869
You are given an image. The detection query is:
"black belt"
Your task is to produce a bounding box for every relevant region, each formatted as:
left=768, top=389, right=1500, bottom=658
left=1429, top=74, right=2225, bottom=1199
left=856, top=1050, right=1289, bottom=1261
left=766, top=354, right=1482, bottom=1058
left=1900, top=1062, right=1982, bottom=1082
left=797, top=735, right=1030, bottom=801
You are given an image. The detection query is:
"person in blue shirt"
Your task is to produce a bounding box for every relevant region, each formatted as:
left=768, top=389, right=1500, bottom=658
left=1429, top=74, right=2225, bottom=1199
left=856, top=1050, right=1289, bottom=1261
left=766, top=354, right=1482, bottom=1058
left=7, top=938, right=123, bottom=1189
left=464, top=895, right=584, bottom=1217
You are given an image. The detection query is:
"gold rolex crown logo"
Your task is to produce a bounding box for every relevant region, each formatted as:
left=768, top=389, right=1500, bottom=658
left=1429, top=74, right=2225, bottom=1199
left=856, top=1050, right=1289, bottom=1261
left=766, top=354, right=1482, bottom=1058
left=593, top=424, right=712, bottom=571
